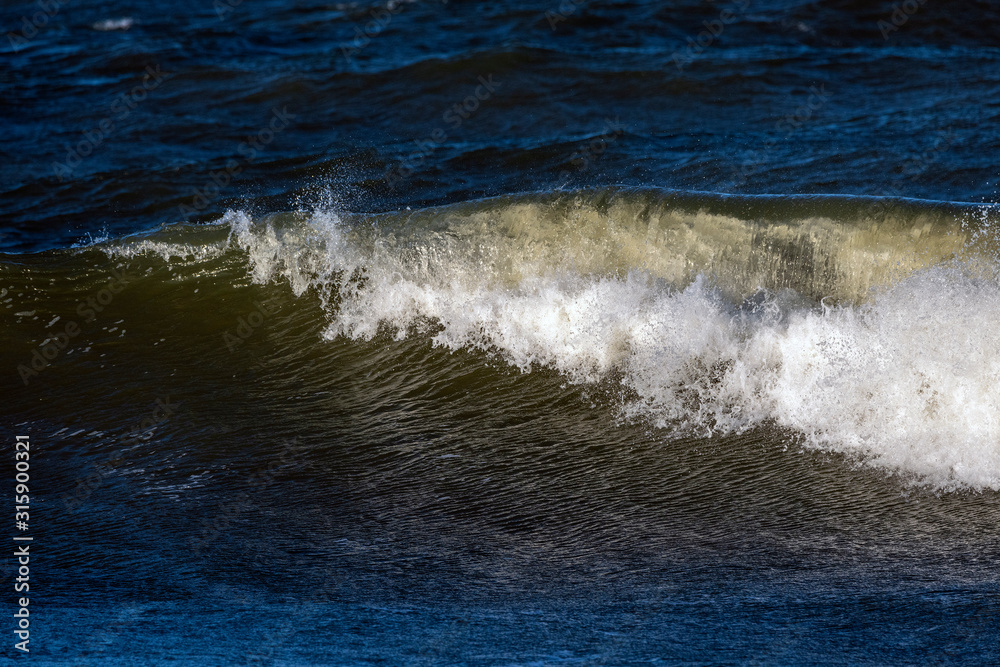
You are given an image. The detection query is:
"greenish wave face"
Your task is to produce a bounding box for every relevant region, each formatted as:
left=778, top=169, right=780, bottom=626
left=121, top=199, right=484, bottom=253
left=4, top=188, right=1000, bottom=490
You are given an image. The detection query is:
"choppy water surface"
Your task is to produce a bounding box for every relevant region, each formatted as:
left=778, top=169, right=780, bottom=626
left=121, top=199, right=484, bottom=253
left=3, top=0, right=1000, bottom=664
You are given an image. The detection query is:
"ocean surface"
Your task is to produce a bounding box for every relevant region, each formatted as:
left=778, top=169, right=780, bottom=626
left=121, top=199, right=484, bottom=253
left=3, top=0, right=1000, bottom=664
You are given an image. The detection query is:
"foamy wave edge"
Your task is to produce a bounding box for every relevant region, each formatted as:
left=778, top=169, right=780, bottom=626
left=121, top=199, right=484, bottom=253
left=210, top=200, right=1000, bottom=490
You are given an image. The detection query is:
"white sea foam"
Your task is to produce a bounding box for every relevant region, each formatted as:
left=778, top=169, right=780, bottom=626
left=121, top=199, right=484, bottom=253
left=226, top=201, right=1000, bottom=490
left=92, top=17, right=134, bottom=31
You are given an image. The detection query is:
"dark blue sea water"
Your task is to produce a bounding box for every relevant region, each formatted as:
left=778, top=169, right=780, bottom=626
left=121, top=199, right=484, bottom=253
left=3, top=0, right=1000, bottom=664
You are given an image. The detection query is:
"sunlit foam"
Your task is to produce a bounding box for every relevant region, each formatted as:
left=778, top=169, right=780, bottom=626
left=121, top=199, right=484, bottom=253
left=219, top=196, right=1000, bottom=490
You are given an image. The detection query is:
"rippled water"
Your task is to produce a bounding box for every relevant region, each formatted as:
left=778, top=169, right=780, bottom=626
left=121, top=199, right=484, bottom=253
left=4, top=0, right=1000, bottom=664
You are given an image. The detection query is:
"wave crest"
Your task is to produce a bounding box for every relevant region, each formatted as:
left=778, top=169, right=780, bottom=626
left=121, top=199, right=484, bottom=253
left=142, top=188, right=1000, bottom=489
